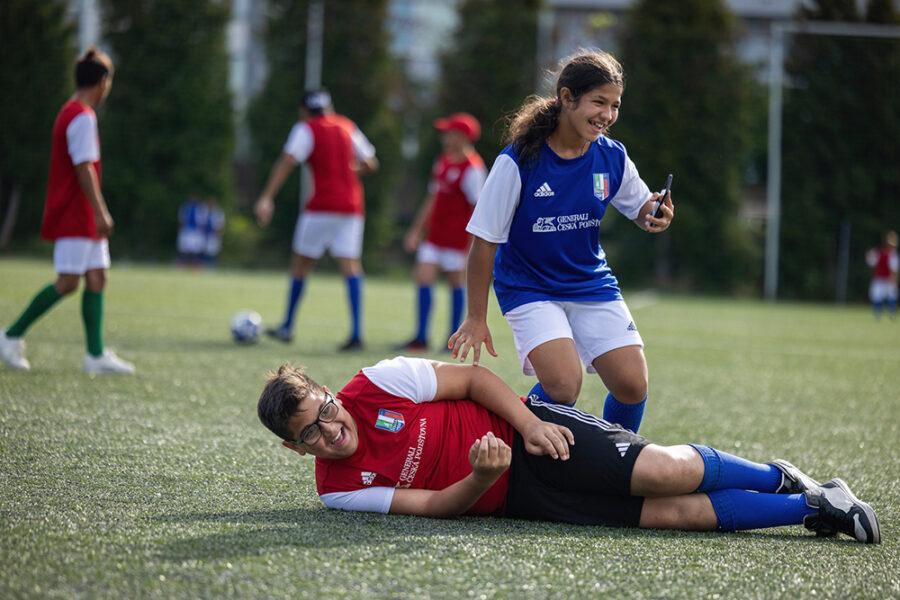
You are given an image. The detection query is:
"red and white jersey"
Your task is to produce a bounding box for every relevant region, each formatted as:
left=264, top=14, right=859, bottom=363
left=869, top=248, right=899, bottom=279
left=41, top=99, right=102, bottom=240
left=426, top=152, right=486, bottom=251
left=283, top=113, right=375, bottom=215
left=316, top=357, right=514, bottom=515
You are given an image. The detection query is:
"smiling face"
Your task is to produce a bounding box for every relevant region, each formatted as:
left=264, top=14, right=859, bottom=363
left=561, top=83, right=622, bottom=143
left=285, top=390, right=359, bottom=460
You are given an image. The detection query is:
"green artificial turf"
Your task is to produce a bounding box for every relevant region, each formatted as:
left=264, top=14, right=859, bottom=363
left=1, top=258, right=898, bottom=598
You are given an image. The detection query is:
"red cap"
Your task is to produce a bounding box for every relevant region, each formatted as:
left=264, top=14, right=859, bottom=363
left=434, top=112, right=481, bottom=142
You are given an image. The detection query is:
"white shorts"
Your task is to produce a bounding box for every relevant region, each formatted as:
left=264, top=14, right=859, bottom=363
left=416, top=241, right=467, bottom=272
left=54, top=238, right=111, bottom=275
left=504, top=300, right=643, bottom=376
left=293, top=212, right=364, bottom=259
left=870, top=279, right=898, bottom=303
left=177, top=229, right=206, bottom=254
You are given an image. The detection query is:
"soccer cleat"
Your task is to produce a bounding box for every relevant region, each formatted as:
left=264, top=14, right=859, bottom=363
left=396, top=338, right=428, bottom=352
left=0, top=330, right=30, bottom=370
left=770, top=459, right=821, bottom=494
left=264, top=326, right=293, bottom=344
left=803, top=478, right=880, bottom=544
left=338, top=338, right=364, bottom=352
left=83, top=350, right=136, bottom=375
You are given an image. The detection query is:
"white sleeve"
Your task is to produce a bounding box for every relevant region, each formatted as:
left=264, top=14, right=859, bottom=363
left=610, top=155, right=652, bottom=221
left=283, top=122, right=314, bottom=163
left=320, top=487, right=395, bottom=513
left=460, top=164, right=487, bottom=206
left=350, top=127, right=376, bottom=161
left=362, top=356, right=438, bottom=403
left=465, top=154, right=521, bottom=243
left=67, top=113, right=100, bottom=166
left=890, top=252, right=899, bottom=273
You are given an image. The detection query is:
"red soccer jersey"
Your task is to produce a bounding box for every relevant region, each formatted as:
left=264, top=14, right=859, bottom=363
left=426, top=152, right=486, bottom=251
left=315, top=359, right=515, bottom=515
left=41, top=99, right=102, bottom=240
left=305, top=114, right=365, bottom=215
left=874, top=248, right=898, bottom=279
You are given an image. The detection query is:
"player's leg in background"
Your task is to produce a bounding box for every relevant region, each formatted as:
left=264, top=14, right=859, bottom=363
left=336, top=256, right=364, bottom=349
left=270, top=253, right=316, bottom=342
left=1, top=273, right=77, bottom=370
left=446, top=269, right=465, bottom=346
left=402, top=260, right=438, bottom=350
left=82, top=268, right=106, bottom=357
left=870, top=279, right=884, bottom=319
left=592, top=345, right=648, bottom=433
left=887, top=285, right=897, bottom=319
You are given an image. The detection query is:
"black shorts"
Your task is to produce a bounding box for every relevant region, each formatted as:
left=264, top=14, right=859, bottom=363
left=504, top=398, right=649, bottom=527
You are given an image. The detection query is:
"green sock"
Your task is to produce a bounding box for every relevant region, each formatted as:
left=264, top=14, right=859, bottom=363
left=6, top=284, right=63, bottom=337
left=81, top=290, right=104, bottom=357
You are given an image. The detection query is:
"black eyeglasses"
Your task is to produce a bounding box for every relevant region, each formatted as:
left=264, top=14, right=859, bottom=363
left=295, top=392, right=339, bottom=446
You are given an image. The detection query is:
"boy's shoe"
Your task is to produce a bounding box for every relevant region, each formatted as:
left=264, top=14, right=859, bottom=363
left=396, top=338, right=428, bottom=352
left=770, top=459, right=821, bottom=494
left=84, top=350, right=136, bottom=375
left=0, top=330, right=30, bottom=370
left=338, top=338, right=364, bottom=352
left=265, top=326, right=293, bottom=343
left=803, top=478, right=880, bottom=544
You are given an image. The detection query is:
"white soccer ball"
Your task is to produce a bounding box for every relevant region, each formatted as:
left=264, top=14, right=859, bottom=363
left=231, top=310, right=262, bottom=344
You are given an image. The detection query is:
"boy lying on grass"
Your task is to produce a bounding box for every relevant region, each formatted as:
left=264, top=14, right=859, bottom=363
left=257, top=357, right=880, bottom=544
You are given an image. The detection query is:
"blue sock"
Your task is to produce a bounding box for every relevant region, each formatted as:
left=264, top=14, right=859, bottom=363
left=415, top=285, right=432, bottom=342
left=707, top=489, right=815, bottom=531
left=888, top=298, right=897, bottom=316
left=690, top=445, right=783, bottom=493
left=526, top=382, right=575, bottom=406
left=603, top=393, right=646, bottom=433
left=873, top=301, right=883, bottom=318
left=346, top=275, right=363, bottom=341
left=282, top=277, right=305, bottom=331
left=450, top=287, right=464, bottom=335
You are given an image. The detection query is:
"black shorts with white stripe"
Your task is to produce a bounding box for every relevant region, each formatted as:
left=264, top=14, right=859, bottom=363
left=504, top=397, right=649, bottom=527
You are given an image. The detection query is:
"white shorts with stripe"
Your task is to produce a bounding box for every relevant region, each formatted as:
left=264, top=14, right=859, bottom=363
left=53, top=237, right=110, bottom=275
left=292, top=211, right=364, bottom=260
left=416, top=241, right=467, bottom=272
left=504, top=299, right=643, bottom=375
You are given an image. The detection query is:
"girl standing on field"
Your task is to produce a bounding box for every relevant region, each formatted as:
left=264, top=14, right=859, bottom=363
left=448, top=51, right=674, bottom=433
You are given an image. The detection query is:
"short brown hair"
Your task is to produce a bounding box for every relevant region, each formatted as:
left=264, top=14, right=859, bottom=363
left=257, top=364, right=324, bottom=440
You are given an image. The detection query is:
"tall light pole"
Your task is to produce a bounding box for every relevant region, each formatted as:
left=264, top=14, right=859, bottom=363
left=305, top=0, right=324, bottom=90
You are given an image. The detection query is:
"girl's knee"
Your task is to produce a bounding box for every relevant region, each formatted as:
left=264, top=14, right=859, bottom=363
left=540, top=373, right=582, bottom=405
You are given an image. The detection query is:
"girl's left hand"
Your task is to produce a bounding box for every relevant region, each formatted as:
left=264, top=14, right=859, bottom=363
left=644, top=192, right=674, bottom=232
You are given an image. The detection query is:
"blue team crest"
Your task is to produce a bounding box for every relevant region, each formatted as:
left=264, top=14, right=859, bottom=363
left=593, top=173, right=610, bottom=200
left=375, top=408, right=405, bottom=432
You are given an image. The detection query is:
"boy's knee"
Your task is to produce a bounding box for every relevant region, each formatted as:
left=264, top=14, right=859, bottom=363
left=55, top=277, right=80, bottom=295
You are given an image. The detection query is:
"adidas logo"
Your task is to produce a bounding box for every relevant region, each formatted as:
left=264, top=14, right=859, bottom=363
left=626, top=321, right=636, bottom=332
left=534, top=182, right=555, bottom=197
left=615, top=442, right=630, bottom=458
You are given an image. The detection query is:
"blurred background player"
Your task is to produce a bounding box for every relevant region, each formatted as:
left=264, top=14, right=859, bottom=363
left=0, top=47, right=134, bottom=374
left=399, top=113, right=486, bottom=351
left=449, top=51, right=674, bottom=433
left=201, top=196, right=225, bottom=268
left=865, top=230, right=898, bottom=320
left=176, top=194, right=206, bottom=267
left=254, top=90, right=378, bottom=350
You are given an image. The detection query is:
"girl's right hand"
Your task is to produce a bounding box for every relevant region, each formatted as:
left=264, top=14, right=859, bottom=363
left=448, top=317, right=497, bottom=365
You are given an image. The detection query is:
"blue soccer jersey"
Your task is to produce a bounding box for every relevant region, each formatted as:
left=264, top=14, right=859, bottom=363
left=466, top=137, right=650, bottom=314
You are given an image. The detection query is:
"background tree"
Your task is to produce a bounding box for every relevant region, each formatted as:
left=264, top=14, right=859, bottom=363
left=0, top=0, right=73, bottom=248
left=613, top=0, right=758, bottom=293
left=102, top=0, right=234, bottom=258
left=246, top=0, right=401, bottom=268
left=780, top=0, right=900, bottom=299
left=433, top=0, right=541, bottom=163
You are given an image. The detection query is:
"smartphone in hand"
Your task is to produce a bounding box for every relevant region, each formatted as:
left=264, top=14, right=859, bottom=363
left=653, top=174, right=673, bottom=219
